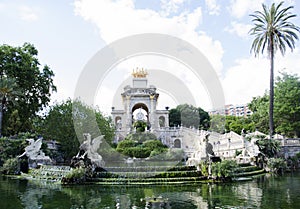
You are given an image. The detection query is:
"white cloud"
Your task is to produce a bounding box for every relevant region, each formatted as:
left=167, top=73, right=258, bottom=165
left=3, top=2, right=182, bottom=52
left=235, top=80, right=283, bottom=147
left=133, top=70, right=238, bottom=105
left=74, top=0, right=223, bottom=72
left=205, top=0, right=221, bottom=15
left=229, top=0, right=264, bottom=19
left=229, top=0, right=297, bottom=19
left=222, top=57, right=269, bottom=104
left=73, top=0, right=225, bottom=113
left=19, top=6, right=39, bottom=21
left=160, top=0, right=185, bottom=16
left=222, top=46, right=300, bottom=105
left=225, top=21, right=252, bottom=38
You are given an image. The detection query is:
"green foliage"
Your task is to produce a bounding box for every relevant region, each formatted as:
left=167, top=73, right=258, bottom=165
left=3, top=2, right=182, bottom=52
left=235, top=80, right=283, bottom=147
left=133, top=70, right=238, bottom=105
left=39, top=99, right=114, bottom=162
left=209, top=114, right=226, bottom=133
left=199, top=161, right=209, bottom=176
left=116, top=140, right=137, bottom=150
left=72, top=100, right=115, bottom=144
left=249, top=94, right=271, bottom=134
left=1, top=158, right=19, bottom=175
left=249, top=1, right=300, bottom=137
left=133, top=120, right=147, bottom=132
left=211, top=160, right=238, bottom=178
left=142, top=140, right=167, bottom=150
left=210, top=115, right=256, bottom=134
left=225, top=115, right=255, bottom=134
left=255, top=138, right=281, bottom=158
left=0, top=77, right=21, bottom=136
left=177, top=104, right=199, bottom=128
left=62, top=167, right=86, bottom=184
left=6, top=110, right=22, bottom=136
left=274, top=73, right=300, bottom=137
left=249, top=2, right=300, bottom=57
left=169, top=108, right=181, bottom=127
left=267, top=158, right=287, bottom=174
left=235, top=150, right=243, bottom=157
left=125, top=132, right=157, bottom=143
left=249, top=73, right=300, bottom=137
left=164, top=148, right=184, bottom=160
left=116, top=139, right=168, bottom=158
left=169, top=104, right=210, bottom=130
left=0, top=43, right=56, bottom=135
left=0, top=137, right=26, bottom=165
left=39, top=99, right=79, bottom=162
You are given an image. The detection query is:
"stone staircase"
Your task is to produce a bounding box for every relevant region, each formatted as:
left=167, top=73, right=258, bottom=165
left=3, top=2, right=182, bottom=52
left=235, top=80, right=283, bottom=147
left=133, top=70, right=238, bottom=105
left=233, top=163, right=265, bottom=178
left=25, top=165, right=72, bottom=181
left=90, top=163, right=265, bottom=185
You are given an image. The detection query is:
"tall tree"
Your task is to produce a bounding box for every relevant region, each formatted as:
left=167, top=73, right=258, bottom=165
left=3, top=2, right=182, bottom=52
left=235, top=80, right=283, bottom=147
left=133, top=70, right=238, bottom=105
left=39, top=99, right=115, bottom=162
left=168, top=104, right=210, bottom=129
left=249, top=1, right=300, bottom=138
left=0, top=77, right=20, bottom=136
left=0, top=43, right=56, bottom=135
left=274, top=73, right=300, bottom=137
left=249, top=73, right=300, bottom=137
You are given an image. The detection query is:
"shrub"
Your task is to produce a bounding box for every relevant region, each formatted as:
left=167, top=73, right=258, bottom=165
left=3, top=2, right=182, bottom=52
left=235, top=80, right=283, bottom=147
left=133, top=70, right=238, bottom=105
left=116, top=138, right=167, bottom=158
left=165, top=149, right=184, bottom=160
left=133, top=121, right=147, bottom=132
left=199, top=161, right=209, bottom=176
left=0, top=137, right=26, bottom=166
left=1, top=158, right=20, bottom=175
left=125, top=133, right=157, bottom=143
left=211, top=160, right=238, bottom=178
left=143, top=140, right=167, bottom=150
left=116, top=140, right=137, bottom=152
left=62, top=167, right=86, bottom=184
left=267, top=158, right=287, bottom=174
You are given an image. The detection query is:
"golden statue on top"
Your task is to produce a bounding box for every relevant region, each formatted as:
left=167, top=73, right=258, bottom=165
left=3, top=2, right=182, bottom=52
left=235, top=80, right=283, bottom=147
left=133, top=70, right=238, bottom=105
left=132, top=67, right=148, bottom=78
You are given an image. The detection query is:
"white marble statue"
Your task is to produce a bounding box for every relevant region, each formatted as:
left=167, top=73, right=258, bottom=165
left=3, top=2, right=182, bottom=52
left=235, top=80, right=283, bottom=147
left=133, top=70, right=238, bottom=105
left=76, top=133, right=104, bottom=167
left=18, top=138, right=52, bottom=168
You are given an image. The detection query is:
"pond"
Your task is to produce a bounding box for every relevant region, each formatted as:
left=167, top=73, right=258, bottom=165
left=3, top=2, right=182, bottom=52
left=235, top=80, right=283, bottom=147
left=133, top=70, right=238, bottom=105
left=1, top=172, right=300, bottom=209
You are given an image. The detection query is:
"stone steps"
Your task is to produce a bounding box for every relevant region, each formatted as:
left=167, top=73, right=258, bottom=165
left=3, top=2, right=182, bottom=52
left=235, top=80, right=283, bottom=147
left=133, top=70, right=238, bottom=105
left=233, top=164, right=265, bottom=177
left=26, top=165, right=72, bottom=181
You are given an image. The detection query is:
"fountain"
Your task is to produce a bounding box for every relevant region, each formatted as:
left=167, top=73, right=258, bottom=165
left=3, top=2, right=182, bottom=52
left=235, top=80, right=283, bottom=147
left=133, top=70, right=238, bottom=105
left=70, top=133, right=105, bottom=169
left=18, top=138, right=52, bottom=168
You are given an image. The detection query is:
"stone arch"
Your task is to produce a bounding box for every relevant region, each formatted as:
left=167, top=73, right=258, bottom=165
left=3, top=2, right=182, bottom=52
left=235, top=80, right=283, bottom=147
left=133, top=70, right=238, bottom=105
left=115, top=116, right=122, bottom=130
left=132, top=103, right=149, bottom=122
left=159, top=116, right=165, bottom=127
left=115, top=116, right=122, bottom=124
left=174, top=139, right=181, bottom=148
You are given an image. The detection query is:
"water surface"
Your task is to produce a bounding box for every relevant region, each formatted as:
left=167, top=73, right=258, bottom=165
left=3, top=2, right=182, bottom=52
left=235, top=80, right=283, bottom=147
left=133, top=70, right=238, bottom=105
left=1, top=172, right=300, bottom=208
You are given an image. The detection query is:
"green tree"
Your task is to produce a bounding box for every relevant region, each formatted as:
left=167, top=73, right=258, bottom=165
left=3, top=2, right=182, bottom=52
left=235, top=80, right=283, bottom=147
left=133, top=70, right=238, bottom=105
left=198, top=107, right=210, bottom=130
left=249, top=1, right=300, bottom=139
left=40, top=100, right=78, bottom=162
left=274, top=73, right=300, bottom=137
left=255, top=138, right=281, bottom=158
left=249, top=94, right=269, bottom=134
left=0, top=77, right=20, bottom=136
left=249, top=73, right=300, bottom=137
left=0, top=43, right=56, bottom=134
left=169, top=104, right=210, bottom=129
left=225, top=115, right=255, bottom=134
left=169, top=108, right=181, bottom=127
left=39, top=99, right=114, bottom=162
left=209, top=114, right=225, bottom=133
left=177, top=104, right=199, bottom=128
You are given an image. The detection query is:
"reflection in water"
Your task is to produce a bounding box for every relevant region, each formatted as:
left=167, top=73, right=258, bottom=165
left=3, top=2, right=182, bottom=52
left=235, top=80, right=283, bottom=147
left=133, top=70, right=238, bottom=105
left=1, top=172, right=300, bottom=209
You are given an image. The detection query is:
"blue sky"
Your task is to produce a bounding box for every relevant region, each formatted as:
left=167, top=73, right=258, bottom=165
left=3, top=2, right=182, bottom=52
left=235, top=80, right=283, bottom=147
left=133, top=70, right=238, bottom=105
left=1, top=0, right=300, bottom=113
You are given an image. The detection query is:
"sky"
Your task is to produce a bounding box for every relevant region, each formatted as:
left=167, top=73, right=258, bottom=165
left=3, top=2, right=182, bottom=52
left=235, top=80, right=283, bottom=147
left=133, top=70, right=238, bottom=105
left=1, top=0, right=300, bottom=114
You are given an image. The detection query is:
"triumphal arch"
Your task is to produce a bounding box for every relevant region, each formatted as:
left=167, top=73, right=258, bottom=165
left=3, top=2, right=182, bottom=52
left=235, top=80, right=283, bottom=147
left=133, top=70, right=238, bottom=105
left=111, top=68, right=174, bottom=142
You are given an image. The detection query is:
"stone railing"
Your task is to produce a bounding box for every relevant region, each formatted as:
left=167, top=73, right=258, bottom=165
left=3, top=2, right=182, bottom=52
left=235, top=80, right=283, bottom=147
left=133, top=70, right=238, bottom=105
left=281, top=139, right=300, bottom=146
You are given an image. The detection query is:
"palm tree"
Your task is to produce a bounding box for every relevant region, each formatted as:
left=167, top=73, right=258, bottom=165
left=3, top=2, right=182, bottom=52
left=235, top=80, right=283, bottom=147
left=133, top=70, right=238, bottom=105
left=0, top=77, right=20, bottom=136
left=249, top=1, right=300, bottom=139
